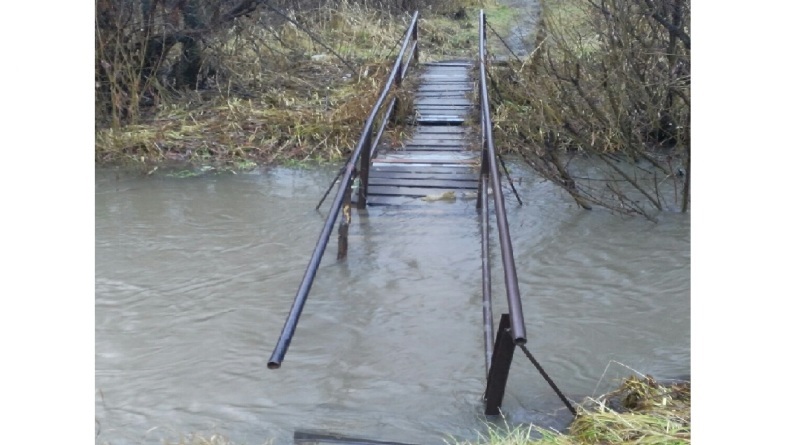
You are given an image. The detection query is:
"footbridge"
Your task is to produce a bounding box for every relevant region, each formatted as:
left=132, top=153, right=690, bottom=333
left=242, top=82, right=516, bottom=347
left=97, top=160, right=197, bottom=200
left=267, top=10, right=575, bottom=420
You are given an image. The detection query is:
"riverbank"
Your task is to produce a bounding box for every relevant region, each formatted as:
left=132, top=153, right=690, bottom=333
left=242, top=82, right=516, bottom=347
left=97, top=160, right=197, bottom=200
left=458, top=376, right=690, bottom=445
left=95, top=1, right=491, bottom=169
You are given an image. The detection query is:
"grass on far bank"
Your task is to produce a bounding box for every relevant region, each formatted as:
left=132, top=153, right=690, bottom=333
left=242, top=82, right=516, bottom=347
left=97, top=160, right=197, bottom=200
left=95, top=0, right=499, bottom=170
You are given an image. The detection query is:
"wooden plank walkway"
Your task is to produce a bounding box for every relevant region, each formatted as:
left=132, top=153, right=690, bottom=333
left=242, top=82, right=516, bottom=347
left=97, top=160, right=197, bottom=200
left=368, top=60, right=479, bottom=206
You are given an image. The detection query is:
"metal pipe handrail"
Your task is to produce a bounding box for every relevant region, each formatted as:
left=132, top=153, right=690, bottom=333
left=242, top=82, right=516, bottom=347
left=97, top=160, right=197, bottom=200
left=268, top=11, right=420, bottom=369
left=478, top=10, right=527, bottom=345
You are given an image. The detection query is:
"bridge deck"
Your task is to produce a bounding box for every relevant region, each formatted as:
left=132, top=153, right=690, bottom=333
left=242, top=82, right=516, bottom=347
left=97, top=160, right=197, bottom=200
left=368, top=61, right=480, bottom=206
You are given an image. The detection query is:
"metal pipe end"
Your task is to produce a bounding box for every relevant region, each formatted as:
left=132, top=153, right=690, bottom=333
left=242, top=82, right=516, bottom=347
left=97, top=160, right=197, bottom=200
left=514, top=338, right=527, bottom=346
left=267, top=361, right=282, bottom=370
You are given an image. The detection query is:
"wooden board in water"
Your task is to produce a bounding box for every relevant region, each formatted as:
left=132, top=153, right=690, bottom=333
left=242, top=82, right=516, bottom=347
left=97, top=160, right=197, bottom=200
left=368, top=185, right=477, bottom=197
left=370, top=170, right=477, bottom=181
left=368, top=177, right=478, bottom=189
left=294, top=431, right=418, bottom=445
left=371, top=164, right=477, bottom=174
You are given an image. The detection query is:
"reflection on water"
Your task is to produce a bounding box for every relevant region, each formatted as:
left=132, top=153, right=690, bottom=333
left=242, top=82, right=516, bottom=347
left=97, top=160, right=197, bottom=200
left=95, top=164, right=689, bottom=445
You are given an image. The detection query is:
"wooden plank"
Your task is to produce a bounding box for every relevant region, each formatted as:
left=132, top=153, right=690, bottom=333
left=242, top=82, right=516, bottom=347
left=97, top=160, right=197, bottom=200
left=415, top=107, right=469, bottom=113
left=370, top=170, right=478, bottom=181
left=415, top=107, right=471, bottom=113
left=294, top=431, right=418, bottom=445
left=415, top=91, right=470, bottom=98
left=412, top=126, right=468, bottom=134
left=415, top=102, right=471, bottom=107
left=405, top=140, right=467, bottom=147
left=415, top=97, right=472, bottom=106
left=368, top=177, right=477, bottom=189
left=419, top=77, right=471, bottom=82
left=408, top=136, right=466, bottom=144
left=368, top=185, right=476, bottom=197
left=415, top=110, right=471, bottom=116
left=424, top=66, right=469, bottom=72
left=364, top=195, right=421, bottom=206
left=417, top=85, right=472, bottom=91
left=378, top=150, right=476, bottom=158
left=415, top=117, right=465, bottom=125
left=427, top=60, right=472, bottom=65
left=425, top=67, right=469, bottom=71
left=409, top=133, right=467, bottom=141
left=371, top=157, right=477, bottom=165
left=371, top=164, right=478, bottom=174
left=398, top=146, right=467, bottom=152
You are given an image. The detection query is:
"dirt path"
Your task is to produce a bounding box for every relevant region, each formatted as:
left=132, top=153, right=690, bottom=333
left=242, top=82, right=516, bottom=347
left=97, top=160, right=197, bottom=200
left=491, top=0, right=541, bottom=57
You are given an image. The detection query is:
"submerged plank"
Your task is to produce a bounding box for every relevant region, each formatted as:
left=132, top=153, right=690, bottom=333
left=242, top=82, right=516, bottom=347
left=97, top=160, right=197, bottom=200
left=294, top=431, right=418, bottom=445
left=372, top=164, right=478, bottom=174
left=370, top=170, right=478, bottom=181
left=368, top=185, right=476, bottom=197
left=368, top=177, right=478, bottom=189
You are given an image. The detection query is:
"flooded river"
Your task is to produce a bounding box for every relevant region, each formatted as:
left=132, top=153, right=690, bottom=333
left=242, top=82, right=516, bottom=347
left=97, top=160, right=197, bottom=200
left=95, top=163, right=689, bottom=445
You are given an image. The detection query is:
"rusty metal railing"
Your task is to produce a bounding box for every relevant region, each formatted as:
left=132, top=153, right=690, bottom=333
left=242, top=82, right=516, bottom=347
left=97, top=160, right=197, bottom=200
left=267, top=11, right=419, bottom=370
left=477, top=9, right=528, bottom=414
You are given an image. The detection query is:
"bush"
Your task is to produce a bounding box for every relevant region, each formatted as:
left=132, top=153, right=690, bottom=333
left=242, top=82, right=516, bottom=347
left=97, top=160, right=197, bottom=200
left=490, top=0, right=690, bottom=217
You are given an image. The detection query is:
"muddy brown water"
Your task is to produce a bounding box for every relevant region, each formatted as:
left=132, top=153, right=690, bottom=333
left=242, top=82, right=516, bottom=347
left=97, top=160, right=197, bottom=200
left=95, top=163, right=689, bottom=445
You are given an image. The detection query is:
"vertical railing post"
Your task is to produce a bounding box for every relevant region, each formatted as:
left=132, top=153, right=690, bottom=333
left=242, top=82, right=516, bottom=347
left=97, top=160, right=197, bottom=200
left=337, top=175, right=353, bottom=259
left=394, top=62, right=403, bottom=88
left=485, top=314, right=515, bottom=415
left=412, top=20, right=419, bottom=63
left=357, top=131, right=372, bottom=209
left=393, top=62, right=403, bottom=128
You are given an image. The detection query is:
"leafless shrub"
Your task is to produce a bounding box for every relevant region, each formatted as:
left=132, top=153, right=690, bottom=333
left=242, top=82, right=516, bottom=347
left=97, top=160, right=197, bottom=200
left=490, top=0, right=690, bottom=218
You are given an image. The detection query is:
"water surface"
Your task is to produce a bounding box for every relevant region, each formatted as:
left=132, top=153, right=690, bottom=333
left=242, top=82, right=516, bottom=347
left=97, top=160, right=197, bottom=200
left=95, top=164, right=689, bottom=444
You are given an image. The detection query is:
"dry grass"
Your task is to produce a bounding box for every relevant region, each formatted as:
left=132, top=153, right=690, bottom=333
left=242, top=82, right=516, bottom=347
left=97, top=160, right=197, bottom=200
left=95, top=0, right=494, bottom=168
left=452, top=375, right=690, bottom=445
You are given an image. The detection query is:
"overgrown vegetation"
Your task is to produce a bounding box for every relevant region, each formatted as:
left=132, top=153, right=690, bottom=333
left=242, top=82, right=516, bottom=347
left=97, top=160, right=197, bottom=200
left=95, top=0, right=483, bottom=167
left=487, top=0, right=690, bottom=218
left=95, top=0, right=691, bottom=217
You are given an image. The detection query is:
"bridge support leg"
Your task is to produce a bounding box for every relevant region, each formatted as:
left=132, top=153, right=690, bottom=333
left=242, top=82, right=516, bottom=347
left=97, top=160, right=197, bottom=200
left=484, top=313, right=515, bottom=415
left=337, top=177, right=353, bottom=259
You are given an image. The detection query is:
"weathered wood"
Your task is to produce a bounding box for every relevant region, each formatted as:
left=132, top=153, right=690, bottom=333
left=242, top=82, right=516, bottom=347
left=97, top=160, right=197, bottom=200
left=369, top=177, right=478, bottom=189
left=368, top=185, right=474, bottom=197
left=367, top=60, right=478, bottom=206
left=372, top=165, right=478, bottom=174
left=294, top=431, right=418, bottom=445
left=408, top=134, right=468, bottom=141
left=415, top=117, right=466, bottom=125
left=424, top=60, right=472, bottom=66
left=399, top=145, right=468, bottom=151
left=370, top=171, right=478, bottom=181
left=408, top=135, right=467, bottom=142
left=415, top=98, right=472, bottom=106
left=415, top=86, right=471, bottom=91
left=411, top=126, right=469, bottom=134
